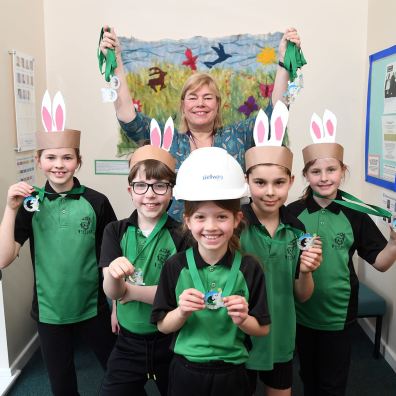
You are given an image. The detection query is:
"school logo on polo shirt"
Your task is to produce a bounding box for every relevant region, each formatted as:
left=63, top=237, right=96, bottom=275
left=78, top=216, right=94, bottom=235
left=332, top=232, right=346, bottom=249
left=286, top=240, right=298, bottom=260
left=154, top=248, right=172, bottom=269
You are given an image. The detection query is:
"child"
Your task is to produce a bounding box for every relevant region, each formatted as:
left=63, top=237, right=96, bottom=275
left=0, top=91, right=116, bottom=396
left=99, top=118, right=187, bottom=396
left=241, top=104, right=322, bottom=396
left=151, top=147, right=271, bottom=396
left=288, top=110, right=396, bottom=396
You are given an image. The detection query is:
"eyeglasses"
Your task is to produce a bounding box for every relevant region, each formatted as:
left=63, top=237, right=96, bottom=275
left=130, top=182, right=172, bottom=195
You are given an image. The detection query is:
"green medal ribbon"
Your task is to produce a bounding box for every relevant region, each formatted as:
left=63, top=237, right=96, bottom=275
left=33, top=185, right=86, bottom=201
left=186, top=248, right=242, bottom=297
left=283, top=41, right=307, bottom=81
left=313, top=190, right=391, bottom=219
left=97, top=27, right=118, bottom=82
left=126, top=212, right=169, bottom=263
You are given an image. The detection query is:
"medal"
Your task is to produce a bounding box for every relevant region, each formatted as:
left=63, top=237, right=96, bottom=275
left=204, top=289, right=225, bottom=310
left=110, top=76, right=120, bottom=89
left=297, top=233, right=316, bottom=251
left=23, top=196, right=40, bottom=212
left=127, top=268, right=145, bottom=285
left=101, top=87, right=118, bottom=103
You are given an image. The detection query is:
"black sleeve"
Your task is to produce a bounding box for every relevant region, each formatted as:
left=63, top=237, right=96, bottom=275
left=355, top=213, right=387, bottom=264
left=240, top=255, right=271, bottom=326
left=151, top=253, right=182, bottom=324
left=99, top=221, right=123, bottom=268
left=14, top=206, right=34, bottom=246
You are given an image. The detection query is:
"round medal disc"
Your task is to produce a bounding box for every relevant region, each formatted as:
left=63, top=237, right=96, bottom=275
left=101, top=88, right=118, bottom=103
left=204, top=290, right=224, bottom=310
left=110, top=76, right=120, bottom=90
left=23, top=196, right=40, bottom=212
left=297, top=233, right=315, bottom=251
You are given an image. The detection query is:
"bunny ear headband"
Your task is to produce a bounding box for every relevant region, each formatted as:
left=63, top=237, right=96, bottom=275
left=129, top=116, right=176, bottom=172
left=245, top=101, right=293, bottom=172
left=302, top=110, right=344, bottom=165
left=36, top=90, right=80, bottom=150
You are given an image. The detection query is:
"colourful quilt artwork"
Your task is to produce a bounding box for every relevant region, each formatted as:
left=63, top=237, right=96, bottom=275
left=117, top=32, right=283, bottom=155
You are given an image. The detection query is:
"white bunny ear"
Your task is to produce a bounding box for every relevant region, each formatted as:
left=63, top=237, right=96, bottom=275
left=150, top=119, right=162, bottom=147
left=41, top=90, right=53, bottom=132
left=52, top=91, right=66, bottom=131
left=253, top=109, right=269, bottom=146
left=161, top=117, right=174, bottom=151
left=310, top=113, right=324, bottom=143
left=269, top=101, right=289, bottom=146
left=322, top=109, right=337, bottom=142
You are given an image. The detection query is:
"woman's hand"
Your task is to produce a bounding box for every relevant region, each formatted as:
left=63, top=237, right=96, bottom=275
left=278, top=27, right=301, bottom=62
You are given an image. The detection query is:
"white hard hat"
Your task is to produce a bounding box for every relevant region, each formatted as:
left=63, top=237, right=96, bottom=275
left=173, top=147, right=249, bottom=200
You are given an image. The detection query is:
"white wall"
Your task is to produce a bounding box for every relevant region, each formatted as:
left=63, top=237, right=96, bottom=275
left=357, top=0, right=396, bottom=372
left=0, top=0, right=46, bottom=389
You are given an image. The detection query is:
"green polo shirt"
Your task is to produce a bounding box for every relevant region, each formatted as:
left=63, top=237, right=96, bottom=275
left=14, top=178, right=116, bottom=324
left=288, top=191, right=387, bottom=331
left=241, top=204, right=303, bottom=370
left=99, top=211, right=186, bottom=334
left=151, top=247, right=271, bottom=364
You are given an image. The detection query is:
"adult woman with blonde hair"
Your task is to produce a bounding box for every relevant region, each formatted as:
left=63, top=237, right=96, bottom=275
left=100, top=27, right=301, bottom=221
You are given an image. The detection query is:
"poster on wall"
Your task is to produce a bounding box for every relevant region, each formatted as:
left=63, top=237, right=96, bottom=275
left=365, top=45, right=396, bottom=191
left=9, top=50, right=37, bottom=152
left=16, top=155, right=35, bottom=184
left=114, top=32, right=283, bottom=156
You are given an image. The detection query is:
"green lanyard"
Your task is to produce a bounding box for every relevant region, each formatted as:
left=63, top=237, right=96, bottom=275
left=186, top=248, right=241, bottom=296
left=97, top=27, right=118, bottom=82
left=283, top=41, right=307, bottom=81
left=33, top=185, right=86, bottom=201
left=125, top=212, right=169, bottom=263
left=313, top=190, right=391, bottom=219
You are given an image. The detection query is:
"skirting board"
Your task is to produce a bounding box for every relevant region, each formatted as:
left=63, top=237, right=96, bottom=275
left=358, top=318, right=396, bottom=373
left=0, top=332, right=39, bottom=395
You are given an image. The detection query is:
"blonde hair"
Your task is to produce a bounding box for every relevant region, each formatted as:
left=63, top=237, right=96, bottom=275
left=179, top=73, right=223, bottom=133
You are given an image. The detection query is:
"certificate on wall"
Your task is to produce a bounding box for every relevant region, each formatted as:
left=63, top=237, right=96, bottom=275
left=365, top=45, right=396, bottom=191
left=10, top=50, right=36, bottom=152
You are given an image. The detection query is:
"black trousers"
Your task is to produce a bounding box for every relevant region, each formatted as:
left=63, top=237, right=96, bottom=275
left=296, top=323, right=352, bottom=396
left=99, top=327, right=173, bottom=396
left=37, top=307, right=115, bottom=396
left=168, top=355, right=250, bottom=396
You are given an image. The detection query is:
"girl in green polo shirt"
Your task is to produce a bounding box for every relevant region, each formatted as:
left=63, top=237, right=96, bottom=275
left=152, top=147, right=271, bottom=396
left=288, top=111, right=396, bottom=396
left=0, top=92, right=117, bottom=396
left=241, top=104, right=322, bottom=396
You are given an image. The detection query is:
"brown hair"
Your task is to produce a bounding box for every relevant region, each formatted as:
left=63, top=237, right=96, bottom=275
left=179, top=73, right=223, bottom=133
left=128, top=159, right=176, bottom=186
left=246, top=163, right=291, bottom=178
left=36, top=148, right=82, bottom=169
left=301, top=158, right=347, bottom=199
left=183, top=199, right=243, bottom=254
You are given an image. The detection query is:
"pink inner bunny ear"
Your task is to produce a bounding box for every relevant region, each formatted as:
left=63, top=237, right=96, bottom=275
left=325, top=120, right=334, bottom=136
left=150, top=127, right=161, bottom=147
left=311, top=121, right=322, bottom=139
left=274, top=117, right=284, bottom=141
left=162, top=126, right=173, bottom=150
left=257, top=121, right=266, bottom=143
left=54, top=104, right=64, bottom=131
left=42, top=107, right=53, bottom=132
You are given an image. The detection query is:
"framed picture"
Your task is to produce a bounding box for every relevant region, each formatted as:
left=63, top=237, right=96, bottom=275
left=365, top=45, right=396, bottom=190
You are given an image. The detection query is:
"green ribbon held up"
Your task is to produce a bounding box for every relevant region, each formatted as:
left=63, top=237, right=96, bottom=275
left=97, top=27, right=118, bottom=82
left=313, top=190, right=391, bottom=219
left=33, top=185, right=86, bottom=201
left=283, top=41, right=307, bottom=81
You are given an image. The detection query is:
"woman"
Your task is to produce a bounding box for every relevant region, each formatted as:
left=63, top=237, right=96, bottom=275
left=100, top=27, right=301, bottom=220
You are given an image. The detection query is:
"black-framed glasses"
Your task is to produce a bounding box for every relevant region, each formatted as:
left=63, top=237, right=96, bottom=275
left=130, top=182, right=172, bottom=195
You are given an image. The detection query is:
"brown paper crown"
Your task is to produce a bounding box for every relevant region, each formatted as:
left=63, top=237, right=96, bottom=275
left=245, top=146, right=293, bottom=172
left=36, top=129, right=81, bottom=150
left=129, top=145, right=176, bottom=172
left=302, top=143, right=344, bottom=165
